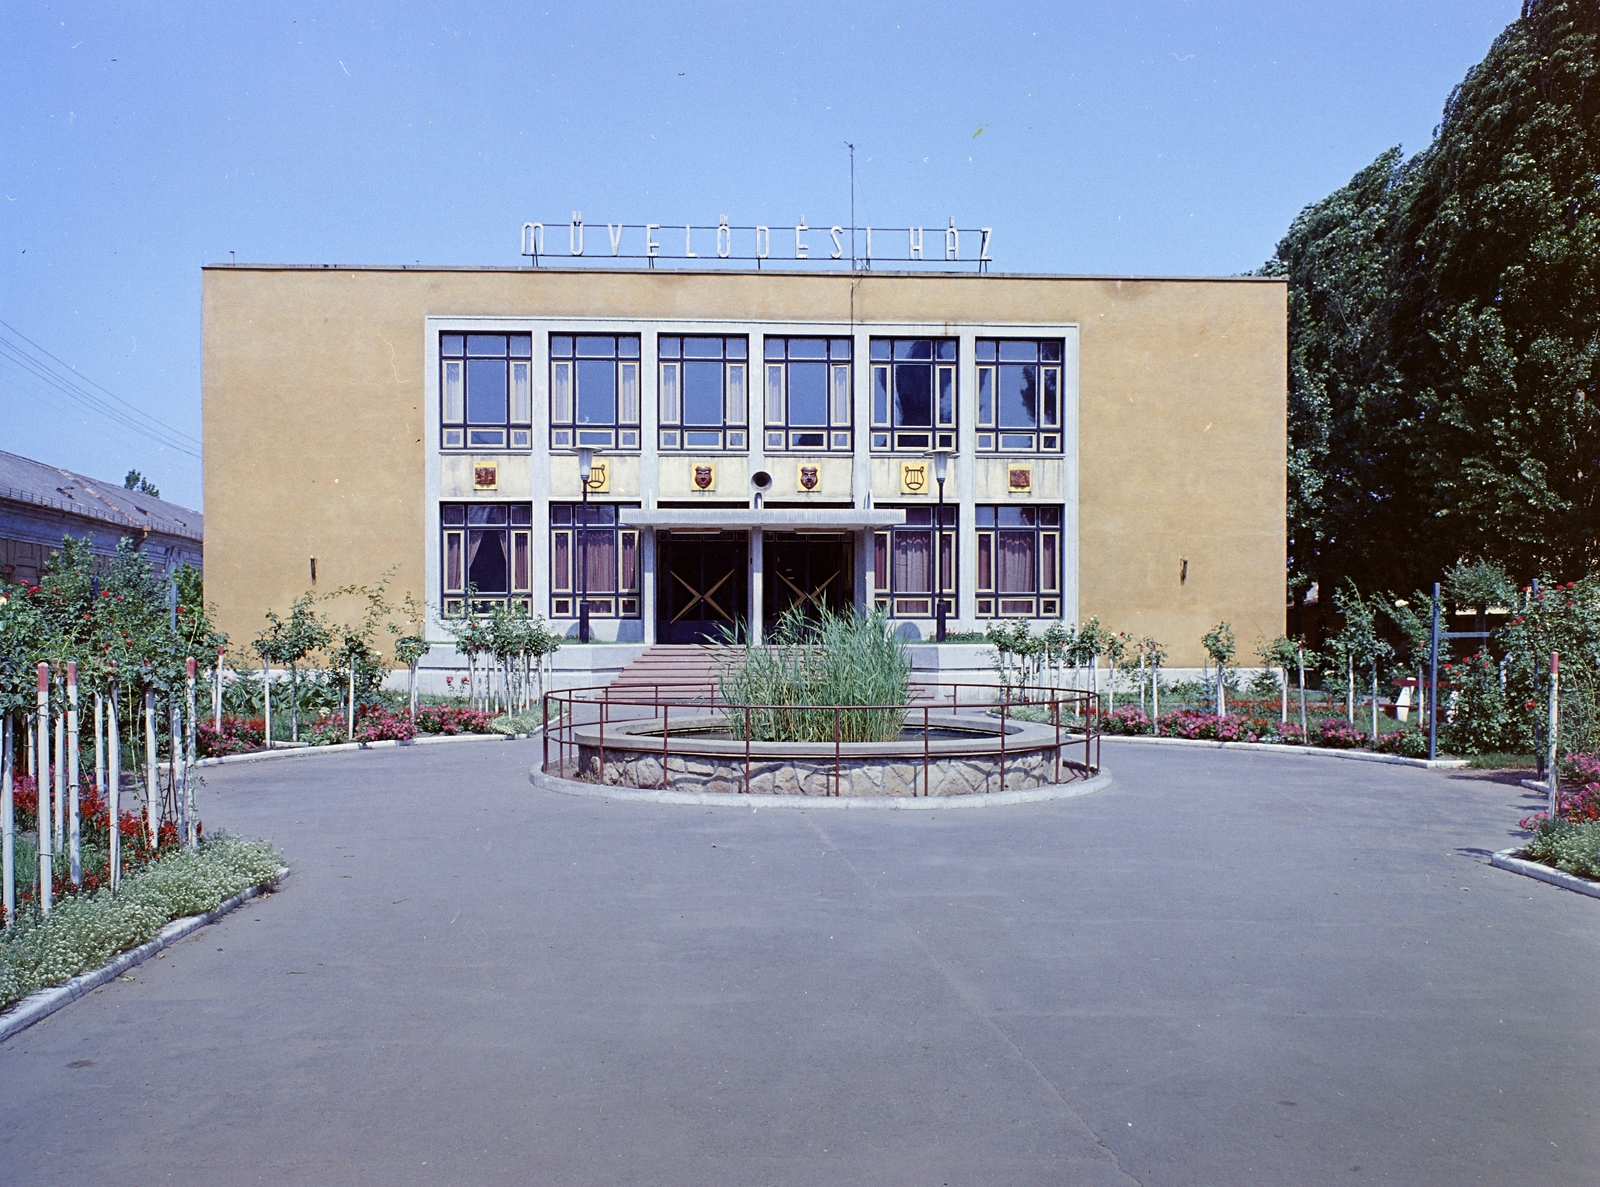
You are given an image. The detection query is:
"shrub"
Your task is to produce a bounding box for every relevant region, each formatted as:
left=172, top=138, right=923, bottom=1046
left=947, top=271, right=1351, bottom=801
left=415, top=705, right=495, bottom=735
left=1268, top=722, right=1308, bottom=745
left=1102, top=706, right=1151, bottom=735
left=304, top=704, right=418, bottom=744
left=1441, top=651, right=1516, bottom=755
left=1523, top=818, right=1600, bottom=879
left=197, top=716, right=264, bottom=757
left=1315, top=719, right=1367, bottom=749
left=1374, top=726, right=1430, bottom=757
left=1161, top=711, right=1261, bottom=742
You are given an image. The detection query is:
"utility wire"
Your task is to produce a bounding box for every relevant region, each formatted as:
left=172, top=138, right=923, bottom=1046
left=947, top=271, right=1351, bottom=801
left=0, top=319, right=201, bottom=461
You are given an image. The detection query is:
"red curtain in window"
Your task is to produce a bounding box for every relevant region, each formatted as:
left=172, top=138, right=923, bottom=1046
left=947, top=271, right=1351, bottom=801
left=619, top=534, right=638, bottom=592
left=996, top=530, right=1036, bottom=594
left=893, top=530, right=932, bottom=594
left=582, top=532, right=618, bottom=593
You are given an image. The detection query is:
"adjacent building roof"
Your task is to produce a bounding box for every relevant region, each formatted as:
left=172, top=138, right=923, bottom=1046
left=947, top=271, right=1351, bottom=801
left=0, top=449, right=202, bottom=542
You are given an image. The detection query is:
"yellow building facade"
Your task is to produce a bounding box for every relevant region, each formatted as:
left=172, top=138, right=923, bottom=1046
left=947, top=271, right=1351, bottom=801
left=202, top=265, right=1285, bottom=666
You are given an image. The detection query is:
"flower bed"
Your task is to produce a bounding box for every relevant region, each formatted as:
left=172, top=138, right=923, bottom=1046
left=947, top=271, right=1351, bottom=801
left=1097, top=705, right=1439, bottom=756
left=2, top=775, right=184, bottom=925
left=416, top=705, right=496, bottom=735
left=0, top=832, right=283, bottom=1010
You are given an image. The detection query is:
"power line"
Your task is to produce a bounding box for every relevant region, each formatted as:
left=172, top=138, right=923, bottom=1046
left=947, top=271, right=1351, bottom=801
left=0, top=320, right=201, bottom=461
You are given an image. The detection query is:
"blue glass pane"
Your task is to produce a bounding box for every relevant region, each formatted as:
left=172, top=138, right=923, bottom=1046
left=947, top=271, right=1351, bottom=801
left=765, top=338, right=786, bottom=359
left=1040, top=340, right=1062, bottom=362
left=508, top=335, right=532, bottom=358
left=725, top=338, right=747, bottom=359
left=685, top=430, right=722, bottom=447
left=468, top=504, right=509, bottom=526
left=467, top=335, right=506, bottom=357
left=577, top=336, right=615, bottom=357
left=659, top=337, right=681, bottom=359
left=998, top=507, right=1037, bottom=527
left=550, top=505, right=572, bottom=525
left=787, top=362, right=827, bottom=425
left=974, top=340, right=996, bottom=362
left=440, top=334, right=465, bottom=357
left=936, top=340, right=956, bottom=361
left=440, top=504, right=466, bottom=525
left=829, top=338, right=851, bottom=358
left=869, top=339, right=891, bottom=360
left=618, top=336, right=640, bottom=358
left=895, top=340, right=932, bottom=361
left=466, top=359, right=508, bottom=424
left=999, top=364, right=1038, bottom=429
left=787, top=338, right=826, bottom=359
left=576, top=359, right=616, bottom=424
left=893, top=365, right=931, bottom=427
left=682, top=361, right=724, bottom=425
left=683, top=337, right=722, bottom=358
left=999, top=340, right=1037, bottom=362
left=1040, top=507, right=1062, bottom=526
left=550, top=335, right=573, bottom=357
left=975, top=506, right=996, bottom=527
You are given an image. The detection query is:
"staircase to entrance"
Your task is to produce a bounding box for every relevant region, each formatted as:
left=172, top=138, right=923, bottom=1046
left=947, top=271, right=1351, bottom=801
left=604, top=644, right=736, bottom=703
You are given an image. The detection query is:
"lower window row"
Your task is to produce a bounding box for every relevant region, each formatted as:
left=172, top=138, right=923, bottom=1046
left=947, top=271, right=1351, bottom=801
left=442, top=502, right=1062, bottom=619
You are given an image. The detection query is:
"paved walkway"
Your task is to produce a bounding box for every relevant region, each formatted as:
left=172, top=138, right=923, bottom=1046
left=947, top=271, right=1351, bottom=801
left=2, top=740, right=1597, bottom=1185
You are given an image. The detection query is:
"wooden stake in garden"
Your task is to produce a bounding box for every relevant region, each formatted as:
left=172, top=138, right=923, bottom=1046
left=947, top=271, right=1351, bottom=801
left=263, top=654, right=272, bottom=749
left=144, top=687, right=159, bottom=846
left=347, top=657, right=356, bottom=742
left=1547, top=652, right=1560, bottom=821
left=215, top=645, right=225, bottom=733
left=108, top=681, right=121, bottom=893
left=2, top=714, right=14, bottom=930
left=186, top=657, right=198, bottom=848
left=169, top=698, right=185, bottom=848
left=94, top=690, right=105, bottom=808
left=36, top=663, right=52, bottom=916
left=67, top=661, right=81, bottom=889
left=1298, top=647, right=1307, bottom=737
left=53, top=672, right=65, bottom=850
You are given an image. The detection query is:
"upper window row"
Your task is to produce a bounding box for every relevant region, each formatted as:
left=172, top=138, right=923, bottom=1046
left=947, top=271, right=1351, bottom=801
left=439, top=334, right=1064, bottom=454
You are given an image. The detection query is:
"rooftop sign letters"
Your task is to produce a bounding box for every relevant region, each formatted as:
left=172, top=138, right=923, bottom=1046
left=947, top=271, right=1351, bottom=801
left=521, top=214, right=993, bottom=269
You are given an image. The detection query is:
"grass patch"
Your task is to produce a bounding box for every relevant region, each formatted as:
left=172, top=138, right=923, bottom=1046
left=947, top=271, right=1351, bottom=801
left=1, top=834, right=285, bottom=1011
left=1467, top=753, right=1537, bottom=770
left=719, top=605, right=910, bottom=742
left=489, top=709, right=551, bottom=735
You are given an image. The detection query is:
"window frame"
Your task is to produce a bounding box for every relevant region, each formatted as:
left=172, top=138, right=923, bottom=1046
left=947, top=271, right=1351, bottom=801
left=658, top=335, right=749, bottom=452
left=974, top=504, right=1063, bottom=619
left=869, top=338, right=957, bottom=453
left=440, top=502, right=534, bottom=618
left=761, top=337, right=853, bottom=453
left=548, top=502, right=642, bottom=620
left=549, top=334, right=642, bottom=453
left=975, top=339, right=1064, bottom=454
left=440, top=334, right=533, bottom=451
left=871, top=505, right=956, bottom=619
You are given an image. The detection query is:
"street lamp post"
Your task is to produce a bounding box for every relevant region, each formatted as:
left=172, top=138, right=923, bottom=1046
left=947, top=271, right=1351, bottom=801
left=578, top=446, right=595, bottom=644
left=932, top=449, right=951, bottom=643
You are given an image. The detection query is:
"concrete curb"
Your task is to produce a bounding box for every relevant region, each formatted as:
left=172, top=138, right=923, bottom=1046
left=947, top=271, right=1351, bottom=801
left=528, top=765, right=1113, bottom=810
left=0, top=867, right=292, bottom=1045
left=1490, top=848, right=1600, bottom=900
left=195, top=731, right=535, bottom=768
left=1521, top=778, right=1553, bottom=793
left=1098, top=733, right=1469, bottom=769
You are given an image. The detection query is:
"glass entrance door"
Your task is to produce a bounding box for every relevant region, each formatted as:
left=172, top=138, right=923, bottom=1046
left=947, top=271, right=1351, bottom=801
left=657, top=532, right=748, bottom=644
left=764, top=532, right=853, bottom=634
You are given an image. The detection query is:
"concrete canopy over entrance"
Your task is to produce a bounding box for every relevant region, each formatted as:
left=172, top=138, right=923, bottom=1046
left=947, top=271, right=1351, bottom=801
left=626, top=508, right=905, bottom=644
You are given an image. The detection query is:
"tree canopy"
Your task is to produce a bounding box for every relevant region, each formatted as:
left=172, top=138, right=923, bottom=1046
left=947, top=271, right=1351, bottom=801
left=1265, top=0, right=1599, bottom=595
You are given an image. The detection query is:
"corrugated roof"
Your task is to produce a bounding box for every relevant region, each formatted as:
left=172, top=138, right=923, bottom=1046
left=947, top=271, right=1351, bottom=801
left=0, top=449, right=202, bottom=542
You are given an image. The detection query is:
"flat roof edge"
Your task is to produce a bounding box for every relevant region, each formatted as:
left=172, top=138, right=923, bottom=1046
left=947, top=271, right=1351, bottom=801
left=201, top=263, right=1281, bottom=283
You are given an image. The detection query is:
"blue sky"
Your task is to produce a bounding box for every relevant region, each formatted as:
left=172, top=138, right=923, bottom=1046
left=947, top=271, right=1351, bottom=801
left=1, top=1, right=1521, bottom=510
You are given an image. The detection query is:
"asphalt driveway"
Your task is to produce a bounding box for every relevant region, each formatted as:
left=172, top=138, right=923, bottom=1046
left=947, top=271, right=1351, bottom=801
left=1, top=738, right=1595, bottom=1186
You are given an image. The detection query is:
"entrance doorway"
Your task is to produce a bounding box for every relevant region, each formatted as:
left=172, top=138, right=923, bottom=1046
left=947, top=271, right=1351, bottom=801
left=657, top=532, right=748, bottom=644
left=764, top=532, right=853, bottom=634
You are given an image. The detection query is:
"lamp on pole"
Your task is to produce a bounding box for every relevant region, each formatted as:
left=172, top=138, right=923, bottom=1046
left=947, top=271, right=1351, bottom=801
left=931, top=448, right=952, bottom=643
left=578, top=446, right=596, bottom=644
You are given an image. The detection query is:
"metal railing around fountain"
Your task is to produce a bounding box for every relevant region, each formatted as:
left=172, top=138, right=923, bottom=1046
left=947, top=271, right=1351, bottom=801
left=540, top=682, right=1101, bottom=796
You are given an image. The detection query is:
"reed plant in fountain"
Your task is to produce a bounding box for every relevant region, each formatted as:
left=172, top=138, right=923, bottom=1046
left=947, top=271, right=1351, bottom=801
left=718, top=605, right=911, bottom=742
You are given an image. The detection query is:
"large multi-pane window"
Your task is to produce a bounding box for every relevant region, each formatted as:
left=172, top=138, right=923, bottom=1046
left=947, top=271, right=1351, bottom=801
left=440, top=335, right=532, bottom=450
left=872, top=506, right=955, bottom=619
left=764, top=338, right=852, bottom=452
left=549, top=504, right=641, bottom=620
left=659, top=336, right=747, bottom=451
left=870, top=338, right=957, bottom=453
left=976, top=340, right=1063, bottom=453
left=440, top=503, right=532, bottom=617
left=550, top=335, right=641, bottom=451
left=975, top=505, right=1062, bottom=618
